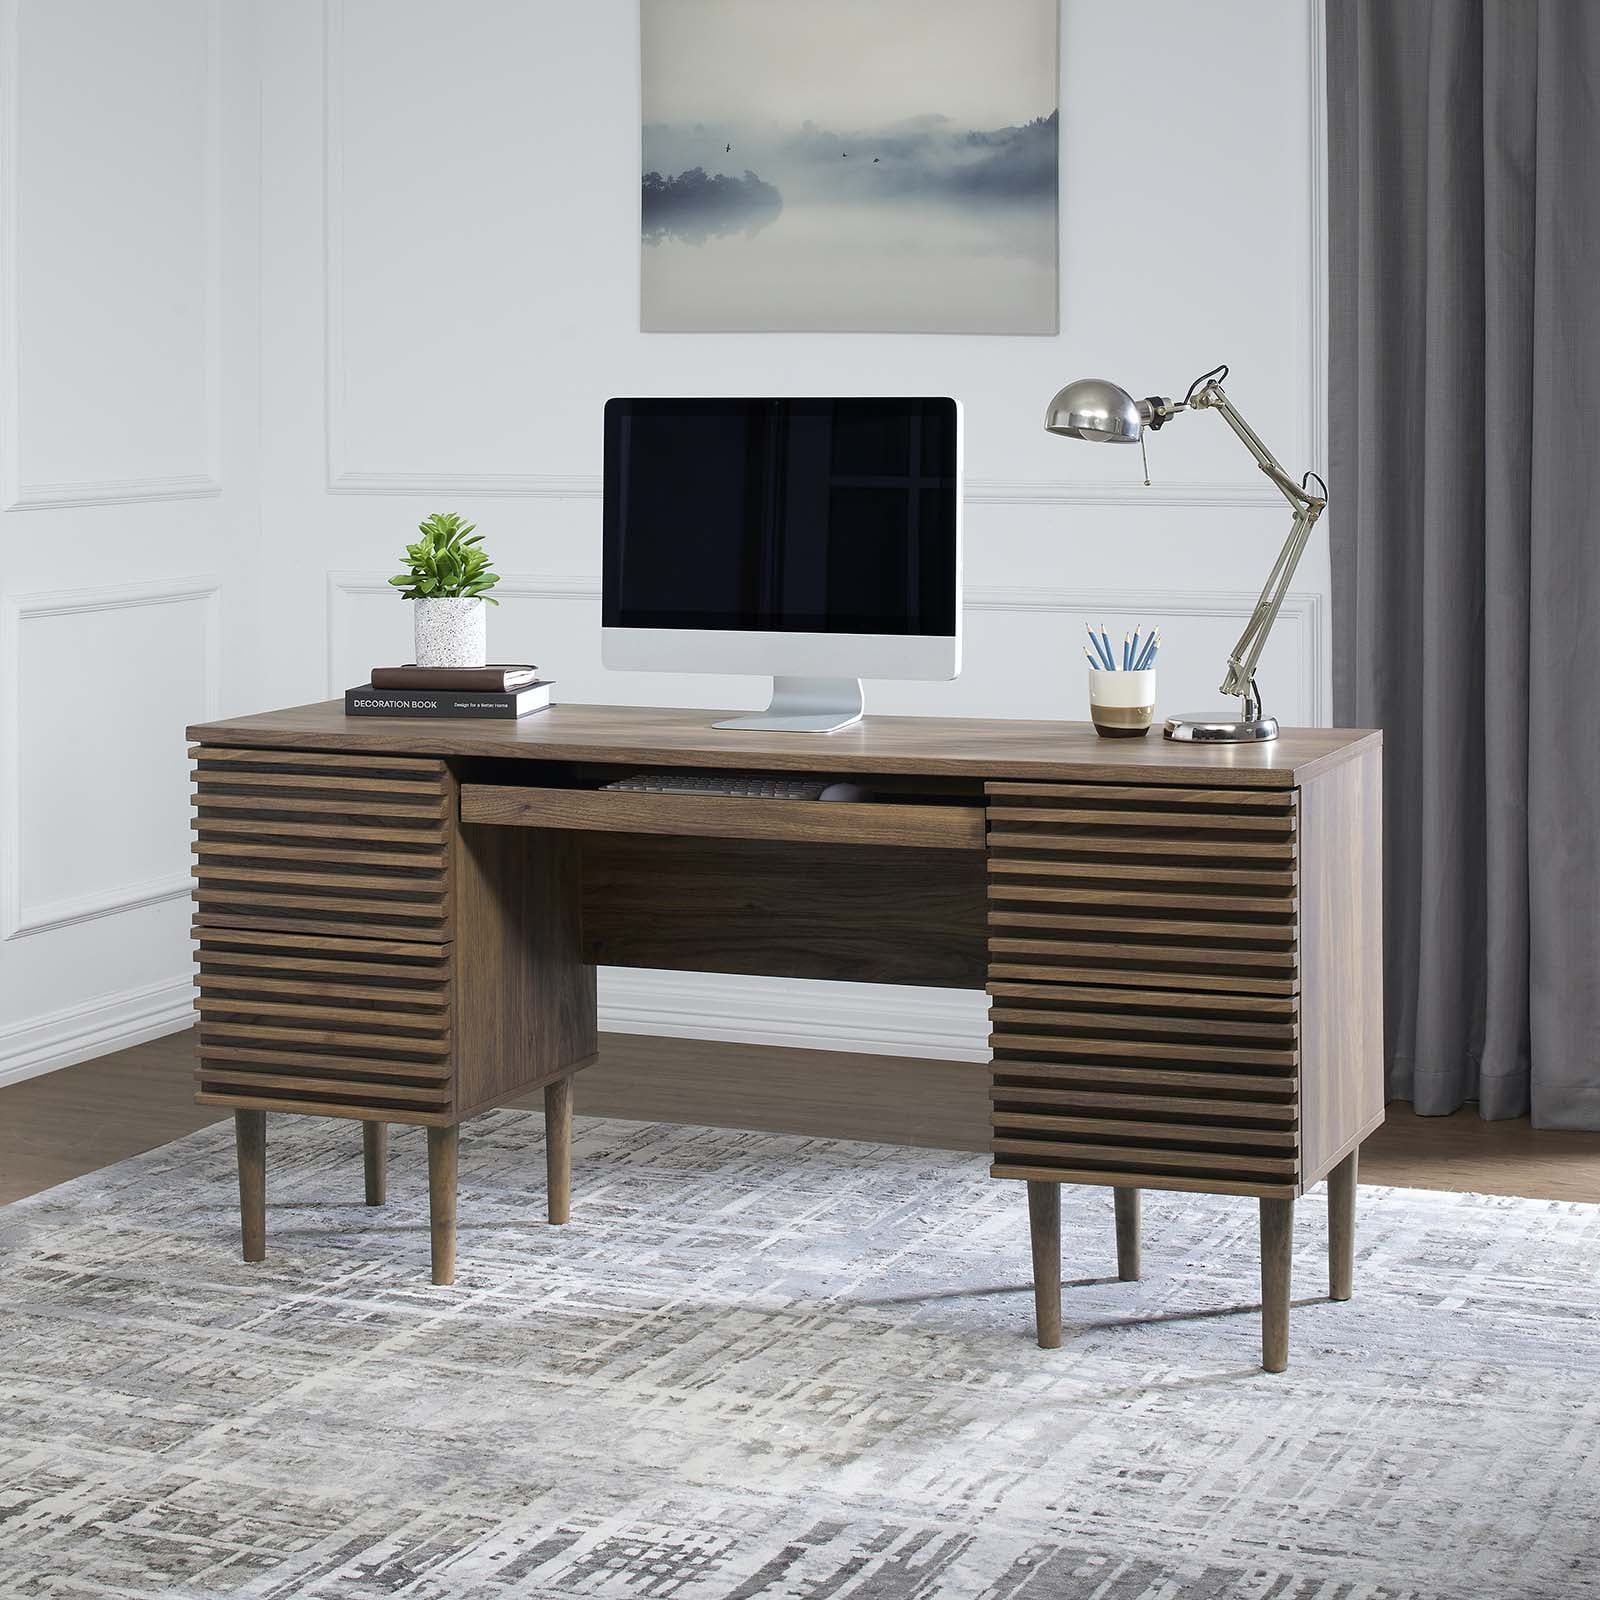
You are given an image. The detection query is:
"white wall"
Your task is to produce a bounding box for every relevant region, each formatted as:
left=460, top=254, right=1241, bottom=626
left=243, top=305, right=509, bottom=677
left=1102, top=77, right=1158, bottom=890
left=1, top=0, right=1328, bottom=1080
left=263, top=0, right=1329, bottom=1061
left=0, top=0, right=261, bottom=1086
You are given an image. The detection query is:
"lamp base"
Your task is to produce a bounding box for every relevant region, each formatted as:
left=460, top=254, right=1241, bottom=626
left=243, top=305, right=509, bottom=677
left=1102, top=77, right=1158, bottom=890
left=1163, top=712, right=1280, bottom=743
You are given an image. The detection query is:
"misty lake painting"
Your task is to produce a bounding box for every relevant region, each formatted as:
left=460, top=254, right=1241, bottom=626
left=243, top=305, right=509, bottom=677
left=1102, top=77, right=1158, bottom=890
left=640, top=0, right=1060, bottom=334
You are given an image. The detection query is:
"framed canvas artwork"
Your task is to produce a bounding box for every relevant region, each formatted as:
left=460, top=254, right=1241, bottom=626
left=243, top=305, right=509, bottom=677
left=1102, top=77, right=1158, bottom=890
left=640, top=0, right=1060, bottom=334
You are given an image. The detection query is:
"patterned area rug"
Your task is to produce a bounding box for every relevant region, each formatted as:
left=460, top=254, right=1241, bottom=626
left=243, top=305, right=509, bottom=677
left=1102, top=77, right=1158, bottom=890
left=1, top=1111, right=1597, bottom=1600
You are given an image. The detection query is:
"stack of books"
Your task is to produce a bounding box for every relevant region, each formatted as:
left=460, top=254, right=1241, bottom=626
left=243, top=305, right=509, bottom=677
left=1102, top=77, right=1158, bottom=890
left=345, top=664, right=553, bottom=719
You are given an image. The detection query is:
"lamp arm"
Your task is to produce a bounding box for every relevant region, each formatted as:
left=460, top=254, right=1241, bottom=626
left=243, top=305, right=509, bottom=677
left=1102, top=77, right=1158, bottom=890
left=1187, top=381, right=1326, bottom=710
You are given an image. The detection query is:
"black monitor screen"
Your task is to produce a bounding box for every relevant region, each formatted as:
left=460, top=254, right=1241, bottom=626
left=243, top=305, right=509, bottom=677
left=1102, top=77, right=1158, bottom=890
left=602, top=398, right=958, bottom=635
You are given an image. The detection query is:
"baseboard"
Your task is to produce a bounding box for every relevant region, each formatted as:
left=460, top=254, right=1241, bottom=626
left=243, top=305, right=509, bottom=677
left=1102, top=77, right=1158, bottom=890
left=0, top=977, right=197, bottom=1090
left=0, top=971, right=985, bottom=1091
left=598, top=969, right=991, bottom=1063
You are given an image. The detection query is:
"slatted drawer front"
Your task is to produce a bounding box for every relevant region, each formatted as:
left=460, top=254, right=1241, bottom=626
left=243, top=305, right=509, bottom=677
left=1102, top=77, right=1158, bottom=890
left=986, top=781, right=1301, bottom=1196
left=195, top=928, right=452, bottom=1120
left=986, top=781, right=1297, bottom=994
left=988, top=980, right=1298, bottom=1194
left=192, top=747, right=453, bottom=941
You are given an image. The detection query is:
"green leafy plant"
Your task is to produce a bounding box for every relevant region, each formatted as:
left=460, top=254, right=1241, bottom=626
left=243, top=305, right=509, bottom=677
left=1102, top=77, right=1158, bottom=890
left=389, top=512, right=501, bottom=603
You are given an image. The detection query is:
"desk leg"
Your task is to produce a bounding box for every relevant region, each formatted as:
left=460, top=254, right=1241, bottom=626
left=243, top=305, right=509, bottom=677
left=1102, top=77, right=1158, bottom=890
left=1328, top=1149, right=1357, bottom=1301
left=428, top=1124, right=458, bottom=1286
left=1260, top=1196, right=1294, bottom=1373
left=1027, top=1180, right=1062, bottom=1349
left=545, top=1076, right=573, bottom=1225
left=1113, top=1188, right=1141, bottom=1281
left=235, top=1110, right=266, bottom=1263
left=362, top=1122, right=388, bottom=1207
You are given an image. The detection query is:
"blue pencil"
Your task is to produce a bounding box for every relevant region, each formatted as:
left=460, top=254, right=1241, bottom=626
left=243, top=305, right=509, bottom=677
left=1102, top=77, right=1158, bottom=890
left=1135, top=631, right=1159, bottom=670
left=1128, top=627, right=1141, bottom=670
left=1086, top=624, right=1114, bottom=670
left=1100, top=626, right=1115, bottom=669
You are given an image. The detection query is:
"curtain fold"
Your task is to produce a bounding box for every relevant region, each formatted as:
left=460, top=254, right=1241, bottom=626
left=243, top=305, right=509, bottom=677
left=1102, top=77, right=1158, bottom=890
left=1328, top=0, right=1600, bottom=1128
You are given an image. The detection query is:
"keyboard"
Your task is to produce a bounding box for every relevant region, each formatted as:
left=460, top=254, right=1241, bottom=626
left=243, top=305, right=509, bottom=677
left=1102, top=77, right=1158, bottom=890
left=602, top=772, right=830, bottom=800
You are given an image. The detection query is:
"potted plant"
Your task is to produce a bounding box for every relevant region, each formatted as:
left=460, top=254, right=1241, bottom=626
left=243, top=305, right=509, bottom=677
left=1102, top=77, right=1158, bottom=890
left=389, top=512, right=501, bottom=667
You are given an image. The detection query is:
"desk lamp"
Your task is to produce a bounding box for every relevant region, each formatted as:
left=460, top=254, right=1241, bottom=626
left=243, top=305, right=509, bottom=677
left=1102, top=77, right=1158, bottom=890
left=1044, top=364, right=1327, bottom=742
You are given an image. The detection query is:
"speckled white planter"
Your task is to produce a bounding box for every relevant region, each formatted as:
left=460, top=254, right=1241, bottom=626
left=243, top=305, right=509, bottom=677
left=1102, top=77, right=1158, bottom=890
left=412, top=597, right=487, bottom=668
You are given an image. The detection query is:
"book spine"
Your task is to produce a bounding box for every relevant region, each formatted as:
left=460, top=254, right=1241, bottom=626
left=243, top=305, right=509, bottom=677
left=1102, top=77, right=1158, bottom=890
left=345, top=689, right=518, bottom=718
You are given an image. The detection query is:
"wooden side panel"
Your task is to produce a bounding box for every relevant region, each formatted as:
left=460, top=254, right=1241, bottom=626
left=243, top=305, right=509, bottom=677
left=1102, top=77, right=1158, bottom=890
left=1297, top=741, right=1385, bottom=1182
left=194, top=928, right=453, bottom=1123
left=192, top=747, right=454, bottom=941
left=985, top=781, right=1303, bottom=1198
left=452, top=822, right=598, bottom=1120
left=580, top=835, right=988, bottom=988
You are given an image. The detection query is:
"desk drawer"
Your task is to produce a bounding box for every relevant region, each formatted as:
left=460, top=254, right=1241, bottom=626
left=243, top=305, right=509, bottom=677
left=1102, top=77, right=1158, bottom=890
left=192, top=747, right=454, bottom=942
left=460, top=783, right=986, bottom=851
left=193, top=928, right=453, bottom=1122
left=985, top=781, right=1297, bottom=994
left=985, top=781, right=1302, bottom=1196
left=989, top=978, right=1300, bottom=1196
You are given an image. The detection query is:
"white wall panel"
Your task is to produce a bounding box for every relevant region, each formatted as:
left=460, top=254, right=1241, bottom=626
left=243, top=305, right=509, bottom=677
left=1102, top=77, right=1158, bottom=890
left=328, top=573, right=1322, bottom=727
left=211, top=0, right=1337, bottom=1070
left=0, top=0, right=256, bottom=1085
left=3, top=579, right=219, bottom=938
left=249, top=0, right=1332, bottom=1059
left=321, top=0, right=1321, bottom=509
left=1, top=0, right=220, bottom=509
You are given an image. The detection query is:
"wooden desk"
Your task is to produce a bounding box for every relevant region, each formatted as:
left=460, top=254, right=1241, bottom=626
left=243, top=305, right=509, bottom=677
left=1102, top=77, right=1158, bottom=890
left=187, top=702, right=1383, bottom=1371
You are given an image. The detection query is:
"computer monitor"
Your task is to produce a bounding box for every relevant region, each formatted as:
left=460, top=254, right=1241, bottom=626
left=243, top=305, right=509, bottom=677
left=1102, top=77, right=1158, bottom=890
left=601, top=397, right=962, bottom=732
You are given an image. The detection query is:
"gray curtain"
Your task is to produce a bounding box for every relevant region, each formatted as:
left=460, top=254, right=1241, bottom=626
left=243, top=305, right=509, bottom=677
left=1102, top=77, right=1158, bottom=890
left=1328, top=0, right=1600, bottom=1129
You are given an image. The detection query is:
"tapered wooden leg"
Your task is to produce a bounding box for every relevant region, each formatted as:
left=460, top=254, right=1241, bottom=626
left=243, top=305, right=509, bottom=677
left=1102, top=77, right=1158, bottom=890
left=362, top=1121, right=388, bottom=1207
left=544, top=1076, right=573, bottom=1225
left=1328, top=1149, right=1357, bottom=1301
left=427, top=1124, right=458, bottom=1286
left=235, top=1110, right=266, bottom=1263
left=1027, top=1180, right=1062, bottom=1349
left=1113, top=1187, right=1141, bottom=1281
left=1260, top=1196, right=1294, bottom=1373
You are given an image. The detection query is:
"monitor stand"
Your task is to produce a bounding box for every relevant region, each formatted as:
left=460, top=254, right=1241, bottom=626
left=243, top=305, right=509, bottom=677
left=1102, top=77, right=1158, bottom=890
left=712, top=676, right=864, bottom=734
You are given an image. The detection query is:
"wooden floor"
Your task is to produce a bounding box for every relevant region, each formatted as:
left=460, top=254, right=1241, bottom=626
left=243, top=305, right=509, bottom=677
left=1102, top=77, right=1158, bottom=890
left=3, top=1026, right=1599, bottom=1207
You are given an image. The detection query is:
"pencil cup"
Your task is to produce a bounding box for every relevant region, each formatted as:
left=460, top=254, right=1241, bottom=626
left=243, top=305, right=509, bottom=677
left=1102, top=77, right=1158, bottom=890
left=1088, top=667, right=1156, bottom=738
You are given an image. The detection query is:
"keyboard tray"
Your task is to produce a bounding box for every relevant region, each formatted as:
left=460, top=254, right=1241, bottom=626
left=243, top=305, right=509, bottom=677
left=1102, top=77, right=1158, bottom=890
left=458, top=783, right=986, bottom=851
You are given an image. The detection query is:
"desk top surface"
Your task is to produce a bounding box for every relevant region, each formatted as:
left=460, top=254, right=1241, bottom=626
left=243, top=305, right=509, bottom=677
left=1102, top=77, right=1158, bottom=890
left=189, top=701, right=1380, bottom=787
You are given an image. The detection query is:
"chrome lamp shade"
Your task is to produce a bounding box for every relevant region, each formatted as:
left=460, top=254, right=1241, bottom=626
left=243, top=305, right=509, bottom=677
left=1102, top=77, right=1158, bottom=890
left=1043, top=378, right=1145, bottom=444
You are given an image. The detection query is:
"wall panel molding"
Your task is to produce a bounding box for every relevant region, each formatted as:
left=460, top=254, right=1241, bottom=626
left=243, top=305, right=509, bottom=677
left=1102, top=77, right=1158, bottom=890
left=1, top=576, right=222, bottom=939
left=320, top=0, right=1324, bottom=512
left=325, top=468, right=1284, bottom=510
left=326, top=568, right=1323, bottom=724
left=972, top=584, right=1325, bottom=726
left=324, top=568, right=599, bottom=695
left=0, top=0, right=223, bottom=512
left=327, top=470, right=604, bottom=501
left=0, top=974, right=196, bottom=1089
